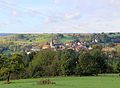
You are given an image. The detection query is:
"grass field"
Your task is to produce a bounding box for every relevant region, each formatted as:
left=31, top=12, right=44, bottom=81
left=56, top=35, right=75, bottom=43
left=0, top=76, right=120, bottom=88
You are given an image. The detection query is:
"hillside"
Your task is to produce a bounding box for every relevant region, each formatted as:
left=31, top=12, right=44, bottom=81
left=0, top=32, right=120, bottom=55
left=0, top=32, right=120, bottom=44
left=0, top=33, right=92, bottom=43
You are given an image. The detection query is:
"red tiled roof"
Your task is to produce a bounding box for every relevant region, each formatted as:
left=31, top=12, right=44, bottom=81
left=117, top=44, right=120, bottom=47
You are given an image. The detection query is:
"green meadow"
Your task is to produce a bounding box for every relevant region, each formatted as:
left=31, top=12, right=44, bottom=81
left=0, top=76, right=120, bottom=88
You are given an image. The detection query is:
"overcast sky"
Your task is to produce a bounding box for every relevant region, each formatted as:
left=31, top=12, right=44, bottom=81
left=0, top=0, right=120, bottom=33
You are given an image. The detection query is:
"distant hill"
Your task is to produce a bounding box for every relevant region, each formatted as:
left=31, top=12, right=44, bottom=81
left=0, top=32, right=120, bottom=55
left=0, top=32, right=120, bottom=44
left=0, top=33, right=15, bottom=37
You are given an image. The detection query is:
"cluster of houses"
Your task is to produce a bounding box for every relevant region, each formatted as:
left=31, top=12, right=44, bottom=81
left=24, top=39, right=89, bottom=54
left=41, top=39, right=88, bottom=51
left=18, top=39, right=120, bottom=55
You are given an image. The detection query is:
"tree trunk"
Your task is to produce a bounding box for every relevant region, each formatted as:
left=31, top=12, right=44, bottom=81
left=7, top=72, right=10, bottom=83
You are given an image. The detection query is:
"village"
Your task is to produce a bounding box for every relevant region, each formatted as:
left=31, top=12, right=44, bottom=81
left=22, top=40, right=88, bottom=54
left=17, top=39, right=120, bottom=57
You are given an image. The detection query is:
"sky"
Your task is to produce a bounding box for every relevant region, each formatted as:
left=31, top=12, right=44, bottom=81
left=0, top=0, right=120, bottom=33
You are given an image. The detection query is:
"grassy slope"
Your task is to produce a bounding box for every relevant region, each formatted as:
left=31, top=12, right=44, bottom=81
left=0, top=34, right=75, bottom=44
left=56, top=35, right=74, bottom=43
left=1, top=33, right=120, bottom=44
left=0, top=76, right=120, bottom=88
left=107, top=34, right=120, bottom=37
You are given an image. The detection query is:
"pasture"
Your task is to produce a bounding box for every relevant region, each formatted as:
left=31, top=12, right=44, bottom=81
left=0, top=75, right=120, bottom=88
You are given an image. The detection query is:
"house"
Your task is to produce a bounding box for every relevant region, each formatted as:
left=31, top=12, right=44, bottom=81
left=77, top=42, right=81, bottom=45
left=32, top=43, right=37, bottom=46
left=50, top=39, right=64, bottom=49
left=42, top=45, right=50, bottom=49
left=66, top=42, right=72, bottom=46
left=67, top=47, right=74, bottom=50
left=88, top=46, right=92, bottom=50
left=75, top=45, right=87, bottom=52
left=58, top=46, right=66, bottom=51
left=18, top=43, right=28, bottom=45
left=92, top=39, right=98, bottom=43
left=54, top=43, right=64, bottom=48
left=102, top=47, right=114, bottom=52
left=117, top=44, right=120, bottom=47
left=31, top=46, right=41, bottom=52
left=95, top=39, right=98, bottom=43
left=39, top=43, right=44, bottom=46
left=26, top=51, right=31, bottom=55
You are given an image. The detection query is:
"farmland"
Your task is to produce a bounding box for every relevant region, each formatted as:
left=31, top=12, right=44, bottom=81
left=0, top=76, right=120, bottom=88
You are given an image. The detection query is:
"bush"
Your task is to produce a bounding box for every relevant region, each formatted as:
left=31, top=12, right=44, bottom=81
left=37, top=79, right=56, bottom=85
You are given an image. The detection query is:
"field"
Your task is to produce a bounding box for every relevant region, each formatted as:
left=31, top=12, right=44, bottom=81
left=0, top=75, right=120, bottom=88
left=0, top=34, right=89, bottom=44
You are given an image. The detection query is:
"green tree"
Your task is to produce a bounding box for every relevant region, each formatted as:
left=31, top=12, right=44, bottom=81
left=0, top=53, right=25, bottom=83
left=59, top=49, right=77, bottom=75
left=92, top=45, right=102, bottom=50
left=107, top=43, right=116, bottom=47
left=114, top=62, right=120, bottom=73
left=79, top=52, right=98, bottom=76
left=29, top=49, right=59, bottom=77
left=74, top=64, right=82, bottom=75
left=56, top=33, right=64, bottom=39
left=90, top=49, right=107, bottom=73
left=16, top=34, right=25, bottom=39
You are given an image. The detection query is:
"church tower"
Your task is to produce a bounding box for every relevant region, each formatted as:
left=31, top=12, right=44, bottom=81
left=50, top=39, right=54, bottom=48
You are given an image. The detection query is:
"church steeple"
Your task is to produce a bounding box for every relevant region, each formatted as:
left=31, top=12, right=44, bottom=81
left=50, top=39, right=54, bottom=48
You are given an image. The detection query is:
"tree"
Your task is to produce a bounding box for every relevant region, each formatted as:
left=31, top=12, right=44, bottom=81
left=0, top=53, right=25, bottom=83
left=56, top=33, right=64, bottom=39
left=114, top=47, right=120, bottom=58
left=0, top=55, right=9, bottom=80
left=39, top=43, right=44, bottom=49
left=79, top=52, right=98, bottom=76
left=29, top=49, right=59, bottom=77
left=0, top=55, right=7, bottom=70
left=16, top=34, right=25, bottom=39
left=114, top=62, right=120, bottom=73
left=90, top=49, right=107, bottom=73
left=74, top=64, right=82, bottom=75
left=92, top=45, right=102, bottom=50
left=107, top=43, right=116, bottom=47
left=59, top=49, right=77, bottom=75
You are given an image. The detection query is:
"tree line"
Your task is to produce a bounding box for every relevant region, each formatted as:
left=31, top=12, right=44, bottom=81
left=1, top=47, right=120, bottom=83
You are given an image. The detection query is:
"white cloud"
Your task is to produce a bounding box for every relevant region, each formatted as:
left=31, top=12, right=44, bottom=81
left=99, top=0, right=120, bottom=7
left=113, top=0, right=120, bottom=7
left=64, top=12, right=81, bottom=20
left=42, top=11, right=82, bottom=23
left=43, top=17, right=57, bottom=23
left=54, top=0, right=61, bottom=4
left=6, top=1, right=14, bottom=5
left=26, top=8, right=42, bottom=16
left=4, top=21, right=11, bottom=25
left=12, top=10, right=17, bottom=16
left=6, top=0, right=20, bottom=5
